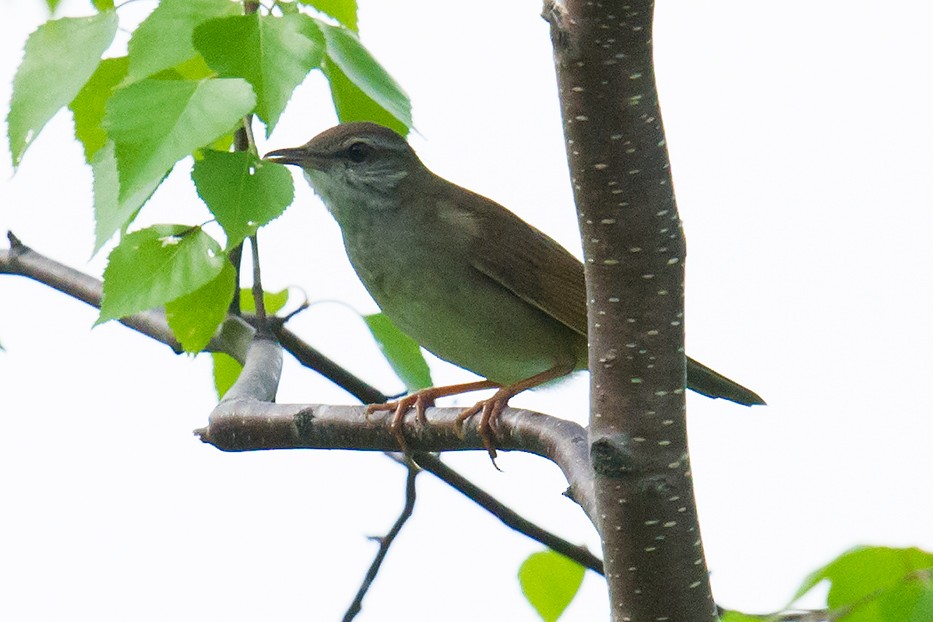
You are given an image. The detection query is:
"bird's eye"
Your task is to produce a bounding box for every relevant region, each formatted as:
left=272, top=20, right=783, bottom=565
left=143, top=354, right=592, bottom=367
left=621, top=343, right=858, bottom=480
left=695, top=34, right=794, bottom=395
left=346, top=142, right=371, bottom=163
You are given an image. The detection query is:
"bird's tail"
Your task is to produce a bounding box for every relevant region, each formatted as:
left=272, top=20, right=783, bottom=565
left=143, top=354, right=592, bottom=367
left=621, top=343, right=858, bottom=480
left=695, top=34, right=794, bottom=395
left=686, top=357, right=766, bottom=406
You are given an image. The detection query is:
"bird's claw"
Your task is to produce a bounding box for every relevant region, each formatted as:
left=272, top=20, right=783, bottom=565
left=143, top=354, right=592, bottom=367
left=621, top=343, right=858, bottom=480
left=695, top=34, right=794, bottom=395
left=367, top=391, right=438, bottom=455
left=455, top=397, right=505, bottom=467
left=370, top=381, right=510, bottom=467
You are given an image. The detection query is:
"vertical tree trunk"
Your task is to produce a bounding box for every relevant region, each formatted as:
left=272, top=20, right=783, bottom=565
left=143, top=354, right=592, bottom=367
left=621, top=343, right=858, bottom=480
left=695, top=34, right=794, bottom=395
left=546, top=1, right=717, bottom=619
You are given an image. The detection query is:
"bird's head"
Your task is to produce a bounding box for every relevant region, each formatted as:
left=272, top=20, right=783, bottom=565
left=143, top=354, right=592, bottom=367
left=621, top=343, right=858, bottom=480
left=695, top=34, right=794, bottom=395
left=264, top=122, right=420, bottom=218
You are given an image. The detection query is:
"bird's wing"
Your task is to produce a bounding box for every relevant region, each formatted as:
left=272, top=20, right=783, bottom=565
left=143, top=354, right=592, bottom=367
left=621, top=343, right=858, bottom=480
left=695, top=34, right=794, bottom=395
left=463, top=189, right=588, bottom=337
left=442, top=181, right=768, bottom=407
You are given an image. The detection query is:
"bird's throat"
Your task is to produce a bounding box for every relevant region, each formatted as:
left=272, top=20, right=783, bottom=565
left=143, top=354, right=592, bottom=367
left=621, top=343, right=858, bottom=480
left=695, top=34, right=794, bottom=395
left=304, top=168, right=406, bottom=225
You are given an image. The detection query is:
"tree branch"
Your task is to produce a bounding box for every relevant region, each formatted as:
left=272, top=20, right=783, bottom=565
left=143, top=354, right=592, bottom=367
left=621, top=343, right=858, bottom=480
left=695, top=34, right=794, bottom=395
left=413, top=452, right=604, bottom=574
left=1, top=232, right=599, bottom=527
left=547, top=0, right=714, bottom=619
left=271, top=319, right=386, bottom=405
left=342, top=463, right=419, bottom=622
left=196, top=397, right=597, bottom=522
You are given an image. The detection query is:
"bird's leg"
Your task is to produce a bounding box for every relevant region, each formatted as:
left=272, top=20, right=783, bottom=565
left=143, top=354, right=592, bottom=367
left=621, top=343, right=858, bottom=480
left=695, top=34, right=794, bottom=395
left=367, top=380, right=500, bottom=451
left=456, top=363, right=575, bottom=461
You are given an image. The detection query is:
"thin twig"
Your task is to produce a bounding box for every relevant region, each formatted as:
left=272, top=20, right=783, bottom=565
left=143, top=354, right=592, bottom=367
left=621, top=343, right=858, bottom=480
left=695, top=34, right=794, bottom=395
left=248, top=235, right=267, bottom=327
left=270, top=322, right=603, bottom=565
left=412, top=452, right=604, bottom=575
left=342, top=464, right=419, bottom=622
left=227, top=243, right=243, bottom=315
left=271, top=320, right=385, bottom=404
left=3, top=234, right=599, bottom=527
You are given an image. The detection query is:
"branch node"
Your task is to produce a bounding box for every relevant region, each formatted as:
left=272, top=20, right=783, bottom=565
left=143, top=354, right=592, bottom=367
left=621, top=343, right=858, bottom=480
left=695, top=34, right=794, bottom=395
left=6, top=231, right=27, bottom=254
left=294, top=406, right=316, bottom=438
left=542, top=0, right=573, bottom=51
left=590, top=433, right=637, bottom=477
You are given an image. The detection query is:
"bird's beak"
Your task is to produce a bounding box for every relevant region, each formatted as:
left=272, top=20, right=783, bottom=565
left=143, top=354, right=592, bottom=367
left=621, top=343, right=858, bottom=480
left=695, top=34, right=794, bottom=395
left=263, top=146, right=314, bottom=167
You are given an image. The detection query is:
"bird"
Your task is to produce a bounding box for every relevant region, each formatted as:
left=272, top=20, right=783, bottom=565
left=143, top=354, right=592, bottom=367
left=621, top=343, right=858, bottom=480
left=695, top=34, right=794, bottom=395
left=264, top=122, right=764, bottom=456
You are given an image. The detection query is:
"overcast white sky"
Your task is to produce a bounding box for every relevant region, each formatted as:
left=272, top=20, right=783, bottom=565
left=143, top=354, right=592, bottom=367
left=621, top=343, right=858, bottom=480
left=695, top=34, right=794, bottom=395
left=2, top=1, right=932, bottom=620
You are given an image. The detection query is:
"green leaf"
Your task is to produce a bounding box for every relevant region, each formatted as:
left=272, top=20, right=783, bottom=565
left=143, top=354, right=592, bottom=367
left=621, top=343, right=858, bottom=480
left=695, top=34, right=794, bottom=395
left=192, top=151, right=295, bottom=249
left=98, top=225, right=226, bottom=323
left=126, top=0, right=240, bottom=82
left=91, top=140, right=167, bottom=253
left=69, top=56, right=128, bottom=162
left=241, top=288, right=290, bottom=315
left=793, top=547, right=933, bottom=607
left=194, top=14, right=324, bottom=135
left=364, top=313, right=432, bottom=393
left=45, top=0, right=62, bottom=14
left=276, top=1, right=300, bottom=16
left=166, top=260, right=236, bottom=352
left=719, top=613, right=763, bottom=622
left=316, top=21, right=412, bottom=132
left=161, top=54, right=215, bottom=82
left=212, top=351, right=243, bottom=398
left=322, top=61, right=408, bottom=137
left=93, top=0, right=115, bottom=11
left=8, top=12, right=118, bottom=167
left=104, top=77, right=256, bottom=203
left=299, top=0, right=358, bottom=32
left=877, top=575, right=933, bottom=622
left=518, top=550, right=585, bottom=622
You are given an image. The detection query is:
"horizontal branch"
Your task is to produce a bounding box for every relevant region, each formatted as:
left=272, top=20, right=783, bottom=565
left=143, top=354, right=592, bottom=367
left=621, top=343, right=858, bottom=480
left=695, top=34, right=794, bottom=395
left=2, top=231, right=599, bottom=525
left=196, top=398, right=597, bottom=523
left=0, top=232, right=254, bottom=363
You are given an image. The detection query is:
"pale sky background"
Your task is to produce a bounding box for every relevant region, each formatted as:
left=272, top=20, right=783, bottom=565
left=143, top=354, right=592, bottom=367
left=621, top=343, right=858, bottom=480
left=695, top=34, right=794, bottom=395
left=2, top=1, right=932, bottom=620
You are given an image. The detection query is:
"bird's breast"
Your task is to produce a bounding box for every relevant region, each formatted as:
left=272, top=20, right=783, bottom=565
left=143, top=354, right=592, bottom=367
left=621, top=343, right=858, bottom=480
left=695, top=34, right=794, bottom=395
left=341, top=220, right=584, bottom=385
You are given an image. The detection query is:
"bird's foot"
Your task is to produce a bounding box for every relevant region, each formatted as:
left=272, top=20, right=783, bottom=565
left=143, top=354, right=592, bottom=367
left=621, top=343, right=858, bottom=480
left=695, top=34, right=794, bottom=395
left=367, top=381, right=499, bottom=455
left=454, top=395, right=510, bottom=465
left=367, top=391, right=435, bottom=454
left=454, top=363, right=577, bottom=465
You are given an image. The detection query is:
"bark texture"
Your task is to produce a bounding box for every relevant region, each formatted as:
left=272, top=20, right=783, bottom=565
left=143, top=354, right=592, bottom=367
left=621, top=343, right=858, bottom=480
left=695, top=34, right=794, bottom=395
left=547, top=1, right=716, bottom=619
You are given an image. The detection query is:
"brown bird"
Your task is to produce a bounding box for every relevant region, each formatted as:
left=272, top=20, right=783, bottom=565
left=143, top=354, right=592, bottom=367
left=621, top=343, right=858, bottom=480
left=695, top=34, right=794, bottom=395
left=265, top=122, right=764, bottom=456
